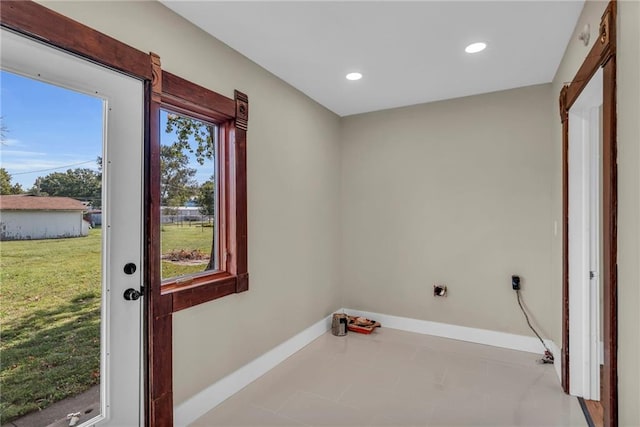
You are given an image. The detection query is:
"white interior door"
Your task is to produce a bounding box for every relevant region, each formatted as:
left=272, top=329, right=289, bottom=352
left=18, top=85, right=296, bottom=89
left=568, top=68, right=603, bottom=400
left=1, top=29, right=144, bottom=426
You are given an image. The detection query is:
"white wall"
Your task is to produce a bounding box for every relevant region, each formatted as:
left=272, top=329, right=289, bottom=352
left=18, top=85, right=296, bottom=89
left=616, top=1, right=640, bottom=424
left=0, top=210, right=86, bottom=240
left=39, top=0, right=343, bottom=406
left=340, top=84, right=555, bottom=338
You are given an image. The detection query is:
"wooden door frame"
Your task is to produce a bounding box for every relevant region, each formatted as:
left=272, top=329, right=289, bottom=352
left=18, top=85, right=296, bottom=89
left=559, top=1, right=617, bottom=426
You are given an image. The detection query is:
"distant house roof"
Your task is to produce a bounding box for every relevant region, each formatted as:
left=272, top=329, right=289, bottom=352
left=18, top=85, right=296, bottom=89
left=0, top=195, right=87, bottom=211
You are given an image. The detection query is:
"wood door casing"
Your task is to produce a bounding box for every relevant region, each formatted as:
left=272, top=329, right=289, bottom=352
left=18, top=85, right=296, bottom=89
left=559, top=2, right=617, bottom=427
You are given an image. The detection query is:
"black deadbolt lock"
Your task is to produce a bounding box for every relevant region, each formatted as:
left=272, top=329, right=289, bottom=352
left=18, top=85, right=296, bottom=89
left=123, top=263, right=137, bottom=275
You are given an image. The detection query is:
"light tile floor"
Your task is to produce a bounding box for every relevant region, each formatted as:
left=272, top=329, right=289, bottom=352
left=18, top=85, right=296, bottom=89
left=192, top=328, right=587, bottom=426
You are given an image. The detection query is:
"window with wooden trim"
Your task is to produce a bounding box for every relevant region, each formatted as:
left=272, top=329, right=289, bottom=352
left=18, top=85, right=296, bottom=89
left=159, top=110, right=219, bottom=279
left=151, top=60, right=249, bottom=310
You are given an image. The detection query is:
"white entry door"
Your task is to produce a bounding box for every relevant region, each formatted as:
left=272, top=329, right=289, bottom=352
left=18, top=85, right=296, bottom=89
left=1, top=29, right=144, bottom=426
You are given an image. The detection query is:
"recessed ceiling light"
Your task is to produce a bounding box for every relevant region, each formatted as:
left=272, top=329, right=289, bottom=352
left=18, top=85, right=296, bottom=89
left=346, top=72, right=362, bottom=81
left=465, top=42, right=487, bottom=54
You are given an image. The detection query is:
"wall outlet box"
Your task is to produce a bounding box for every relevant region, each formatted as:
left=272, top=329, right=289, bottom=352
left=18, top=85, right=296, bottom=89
left=433, top=284, right=447, bottom=297
left=512, top=275, right=521, bottom=290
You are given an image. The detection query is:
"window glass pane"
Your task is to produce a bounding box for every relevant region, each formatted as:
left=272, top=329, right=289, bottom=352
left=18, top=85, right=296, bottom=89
left=160, top=110, right=217, bottom=280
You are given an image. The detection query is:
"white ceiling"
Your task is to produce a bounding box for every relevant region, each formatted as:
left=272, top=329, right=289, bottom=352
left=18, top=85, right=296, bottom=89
left=161, top=1, right=584, bottom=117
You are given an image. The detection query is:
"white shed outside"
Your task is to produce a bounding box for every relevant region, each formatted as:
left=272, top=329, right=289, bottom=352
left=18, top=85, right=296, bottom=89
left=0, top=195, right=90, bottom=241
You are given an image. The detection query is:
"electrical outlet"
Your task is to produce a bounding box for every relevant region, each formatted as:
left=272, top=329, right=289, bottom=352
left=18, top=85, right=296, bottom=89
left=512, top=275, right=521, bottom=290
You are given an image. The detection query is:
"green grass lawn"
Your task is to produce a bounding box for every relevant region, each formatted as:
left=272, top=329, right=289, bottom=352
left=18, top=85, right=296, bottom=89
left=0, top=224, right=214, bottom=423
left=0, top=229, right=103, bottom=423
left=161, top=223, right=214, bottom=278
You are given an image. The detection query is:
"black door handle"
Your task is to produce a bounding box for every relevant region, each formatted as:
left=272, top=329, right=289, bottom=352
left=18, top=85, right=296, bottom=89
left=123, top=288, right=142, bottom=301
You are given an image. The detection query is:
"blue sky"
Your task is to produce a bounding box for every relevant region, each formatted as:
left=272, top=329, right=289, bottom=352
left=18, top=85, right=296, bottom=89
left=159, top=109, right=215, bottom=185
left=1, top=70, right=213, bottom=189
left=1, top=70, right=103, bottom=189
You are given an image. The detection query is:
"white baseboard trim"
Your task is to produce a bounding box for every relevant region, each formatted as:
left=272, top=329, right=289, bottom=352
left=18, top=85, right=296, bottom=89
left=175, top=308, right=562, bottom=426
left=174, top=313, right=333, bottom=427
left=342, top=307, right=556, bottom=356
